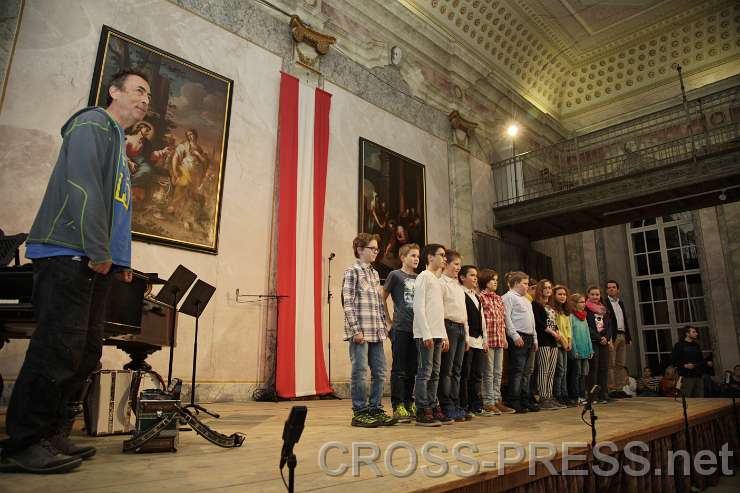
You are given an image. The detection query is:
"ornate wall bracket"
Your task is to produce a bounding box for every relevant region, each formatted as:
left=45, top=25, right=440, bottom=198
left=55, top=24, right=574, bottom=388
left=290, top=15, right=336, bottom=70
left=448, top=110, right=478, bottom=149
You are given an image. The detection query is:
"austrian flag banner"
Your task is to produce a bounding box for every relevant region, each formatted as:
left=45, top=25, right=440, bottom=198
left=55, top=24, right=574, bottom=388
left=275, top=72, right=333, bottom=398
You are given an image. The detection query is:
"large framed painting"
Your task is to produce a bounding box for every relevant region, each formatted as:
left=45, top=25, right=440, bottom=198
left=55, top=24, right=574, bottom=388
left=358, top=138, right=427, bottom=281
left=88, top=26, right=233, bottom=254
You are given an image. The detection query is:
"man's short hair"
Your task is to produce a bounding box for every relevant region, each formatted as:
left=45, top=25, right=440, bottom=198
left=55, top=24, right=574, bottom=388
left=398, top=243, right=420, bottom=259
left=607, top=280, right=620, bottom=289
left=458, top=265, right=477, bottom=284
left=445, top=249, right=461, bottom=263
left=478, top=268, right=499, bottom=291
left=106, top=68, right=149, bottom=107
left=352, top=232, right=380, bottom=258
left=680, top=325, right=696, bottom=338
left=422, top=243, right=445, bottom=267
left=507, top=271, right=529, bottom=288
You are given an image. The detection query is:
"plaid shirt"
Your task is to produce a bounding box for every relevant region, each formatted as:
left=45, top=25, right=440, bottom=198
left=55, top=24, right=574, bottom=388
left=342, top=260, right=387, bottom=342
left=480, top=291, right=506, bottom=348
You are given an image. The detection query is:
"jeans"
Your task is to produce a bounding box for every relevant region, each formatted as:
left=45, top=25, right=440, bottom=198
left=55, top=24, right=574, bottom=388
left=506, top=334, right=535, bottom=408
left=681, top=376, right=704, bottom=397
left=460, top=348, right=485, bottom=411
left=608, top=333, right=628, bottom=391
left=390, top=329, right=417, bottom=408
left=414, top=338, right=443, bottom=410
left=482, top=347, right=504, bottom=406
left=5, top=256, right=112, bottom=452
left=554, top=347, right=568, bottom=400
left=568, top=357, right=589, bottom=399
left=439, top=320, right=466, bottom=413
left=588, top=342, right=610, bottom=400
left=349, top=340, right=386, bottom=413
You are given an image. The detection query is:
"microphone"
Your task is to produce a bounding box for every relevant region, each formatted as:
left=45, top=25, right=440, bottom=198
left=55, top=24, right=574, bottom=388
left=328, top=253, right=335, bottom=260
left=280, top=406, right=307, bottom=469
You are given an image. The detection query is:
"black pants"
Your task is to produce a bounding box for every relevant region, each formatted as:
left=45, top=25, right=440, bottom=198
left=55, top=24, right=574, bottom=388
left=587, top=342, right=609, bottom=400
left=4, top=256, right=111, bottom=452
left=390, top=329, right=417, bottom=408
left=460, top=348, right=484, bottom=411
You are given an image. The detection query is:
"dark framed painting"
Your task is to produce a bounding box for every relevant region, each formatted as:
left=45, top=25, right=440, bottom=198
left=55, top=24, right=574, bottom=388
left=88, top=26, right=233, bottom=254
left=358, top=138, right=427, bottom=281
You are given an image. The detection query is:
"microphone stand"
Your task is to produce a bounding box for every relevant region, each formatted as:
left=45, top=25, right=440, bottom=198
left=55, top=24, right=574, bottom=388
left=581, top=385, right=599, bottom=449
left=327, top=253, right=334, bottom=384
left=676, top=378, right=697, bottom=492
left=321, top=253, right=340, bottom=400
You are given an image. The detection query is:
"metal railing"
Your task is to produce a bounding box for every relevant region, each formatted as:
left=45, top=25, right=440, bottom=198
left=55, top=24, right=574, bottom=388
left=493, top=85, right=740, bottom=207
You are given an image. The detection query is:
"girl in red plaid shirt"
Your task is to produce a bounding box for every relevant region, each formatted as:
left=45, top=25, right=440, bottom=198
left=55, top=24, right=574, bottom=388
left=478, top=269, right=515, bottom=414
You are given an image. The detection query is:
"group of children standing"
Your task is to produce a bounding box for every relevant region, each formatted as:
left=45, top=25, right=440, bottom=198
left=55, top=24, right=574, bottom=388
left=342, top=233, right=618, bottom=427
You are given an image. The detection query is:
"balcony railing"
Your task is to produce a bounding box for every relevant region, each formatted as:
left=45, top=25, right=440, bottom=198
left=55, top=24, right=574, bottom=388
left=493, top=85, right=740, bottom=207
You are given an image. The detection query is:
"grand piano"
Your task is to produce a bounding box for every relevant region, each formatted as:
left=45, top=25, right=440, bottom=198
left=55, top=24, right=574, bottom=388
left=0, top=231, right=176, bottom=384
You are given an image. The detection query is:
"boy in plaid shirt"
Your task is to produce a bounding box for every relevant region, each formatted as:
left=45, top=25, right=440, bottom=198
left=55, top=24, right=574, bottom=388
left=342, top=233, right=397, bottom=427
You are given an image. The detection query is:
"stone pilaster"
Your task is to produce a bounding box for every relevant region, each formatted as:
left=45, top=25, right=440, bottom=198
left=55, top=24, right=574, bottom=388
left=0, top=0, right=23, bottom=111
left=447, top=111, right=478, bottom=262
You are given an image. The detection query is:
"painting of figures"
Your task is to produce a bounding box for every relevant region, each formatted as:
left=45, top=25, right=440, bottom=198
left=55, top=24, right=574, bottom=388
left=89, top=26, right=233, bottom=253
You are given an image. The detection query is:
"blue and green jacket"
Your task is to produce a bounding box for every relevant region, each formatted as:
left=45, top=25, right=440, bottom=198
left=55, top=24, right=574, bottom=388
left=26, top=107, right=131, bottom=269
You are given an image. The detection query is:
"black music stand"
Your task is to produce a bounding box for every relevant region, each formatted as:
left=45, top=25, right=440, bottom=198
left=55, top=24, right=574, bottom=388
left=156, top=265, right=197, bottom=386
left=179, top=279, right=217, bottom=418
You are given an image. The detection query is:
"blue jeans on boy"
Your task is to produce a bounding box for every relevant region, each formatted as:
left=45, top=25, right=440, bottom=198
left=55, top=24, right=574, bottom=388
left=506, top=333, right=535, bottom=409
left=439, top=320, right=466, bottom=414
left=390, top=329, right=417, bottom=408
left=414, top=338, right=442, bottom=410
left=349, top=340, right=386, bottom=413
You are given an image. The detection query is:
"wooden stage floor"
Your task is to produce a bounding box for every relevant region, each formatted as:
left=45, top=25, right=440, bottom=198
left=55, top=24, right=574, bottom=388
left=0, top=397, right=734, bottom=492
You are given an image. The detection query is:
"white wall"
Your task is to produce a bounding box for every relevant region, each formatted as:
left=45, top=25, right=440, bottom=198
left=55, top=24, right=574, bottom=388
left=0, top=0, right=454, bottom=399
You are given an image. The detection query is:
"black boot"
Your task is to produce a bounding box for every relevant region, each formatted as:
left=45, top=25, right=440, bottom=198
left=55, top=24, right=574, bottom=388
left=0, top=439, right=82, bottom=474
left=49, top=406, right=96, bottom=460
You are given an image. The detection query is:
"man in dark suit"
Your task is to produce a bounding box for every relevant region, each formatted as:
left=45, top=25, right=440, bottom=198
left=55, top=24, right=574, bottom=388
left=606, top=280, right=632, bottom=395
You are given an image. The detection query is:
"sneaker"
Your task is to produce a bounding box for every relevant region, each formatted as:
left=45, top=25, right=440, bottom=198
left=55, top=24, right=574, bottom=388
left=415, top=408, right=441, bottom=427
left=0, top=439, right=82, bottom=474
left=549, top=398, right=567, bottom=409
left=577, top=397, right=587, bottom=406
left=48, top=433, right=96, bottom=460
left=370, top=408, right=398, bottom=426
left=480, top=405, right=501, bottom=416
left=539, top=399, right=560, bottom=411
left=452, top=409, right=466, bottom=422
left=351, top=410, right=380, bottom=428
left=393, top=404, right=412, bottom=424
left=513, top=405, right=529, bottom=414
left=495, top=402, right=516, bottom=414
left=433, top=407, right=453, bottom=425
left=565, top=399, right=579, bottom=408
left=407, top=402, right=417, bottom=416
left=463, top=409, right=474, bottom=421
left=526, top=402, right=541, bottom=412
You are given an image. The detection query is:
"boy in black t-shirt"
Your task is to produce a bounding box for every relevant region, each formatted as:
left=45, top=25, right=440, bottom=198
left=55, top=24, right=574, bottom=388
left=383, top=243, right=420, bottom=423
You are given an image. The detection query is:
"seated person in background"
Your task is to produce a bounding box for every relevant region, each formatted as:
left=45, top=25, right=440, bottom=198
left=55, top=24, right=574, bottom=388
left=621, top=366, right=637, bottom=397
left=637, top=367, right=661, bottom=396
left=660, top=366, right=678, bottom=397
left=722, top=364, right=740, bottom=397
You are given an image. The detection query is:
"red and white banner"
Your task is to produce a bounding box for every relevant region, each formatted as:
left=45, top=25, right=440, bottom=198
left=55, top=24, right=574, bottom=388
left=275, top=72, right=333, bottom=398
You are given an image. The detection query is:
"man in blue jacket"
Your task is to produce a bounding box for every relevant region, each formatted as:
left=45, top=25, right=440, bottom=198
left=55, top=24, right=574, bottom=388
left=0, top=69, right=151, bottom=474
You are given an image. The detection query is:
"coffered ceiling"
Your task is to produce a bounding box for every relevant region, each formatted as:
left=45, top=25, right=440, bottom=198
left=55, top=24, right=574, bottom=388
left=400, top=0, right=740, bottom=128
